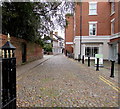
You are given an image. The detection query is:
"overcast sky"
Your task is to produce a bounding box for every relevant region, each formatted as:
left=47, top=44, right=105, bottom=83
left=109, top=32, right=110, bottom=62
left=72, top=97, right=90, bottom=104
left=57, top=28, right=65, bottom=39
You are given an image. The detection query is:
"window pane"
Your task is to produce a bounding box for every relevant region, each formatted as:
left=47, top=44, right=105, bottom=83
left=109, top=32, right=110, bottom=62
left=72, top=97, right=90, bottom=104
left=90, top=10, right=96, bottom=14
left=111, top=2, right=115, bottom=14
left=94, top=47, right=99, bottom=57
left=90, top=30, right=93, bottom=35
left=89, top=23, right=96, bottom=35
left=89, top=24, right=93, bottom=29
left=85, top=47, right=91, bottom=57
left=85, top=47, right=99, bottom=57
left=93, top=24, right=96, bottom=27
left=89, top=3, right=97, bottom=15
left=90, top=4, right=96, bottom=9
left=111, top=22, right=114, bottom=35
left=93, top=28, right=96, bottom=35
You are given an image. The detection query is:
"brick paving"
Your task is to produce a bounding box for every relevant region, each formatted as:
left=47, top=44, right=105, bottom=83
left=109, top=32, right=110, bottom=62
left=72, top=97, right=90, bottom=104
left=17, top=54, right=119, bottom=107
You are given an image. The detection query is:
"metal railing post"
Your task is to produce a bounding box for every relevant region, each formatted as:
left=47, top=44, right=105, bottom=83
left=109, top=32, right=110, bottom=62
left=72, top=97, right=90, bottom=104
left=82, top=55, right=84, bottom=64
left=88, top=57, right=90, bottom=67
left=78, top=54, right=81, bottom=62
left=1, top=34, right=16, bottom=109
left=110, top=60, right=115, bottom=78
left=96, top=58, right=99, bottom=71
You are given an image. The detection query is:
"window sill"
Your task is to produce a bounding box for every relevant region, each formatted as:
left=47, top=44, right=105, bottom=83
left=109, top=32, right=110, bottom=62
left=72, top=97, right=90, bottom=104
left=89, top=35, right=97, bottom=36
left=110, top=12, right=115, bottom=16
left=88, top=13, right=98, bottom=16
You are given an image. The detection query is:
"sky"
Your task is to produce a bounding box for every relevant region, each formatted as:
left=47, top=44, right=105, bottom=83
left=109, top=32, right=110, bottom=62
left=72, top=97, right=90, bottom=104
left=55, top=25, right=65, bottom=39
left=58, top=29, right=65, bottom=39
left=1, top=0, right=67, bottom=39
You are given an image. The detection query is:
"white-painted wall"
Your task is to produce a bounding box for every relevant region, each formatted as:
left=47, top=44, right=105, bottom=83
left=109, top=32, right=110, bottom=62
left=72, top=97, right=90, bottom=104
left=74, top=36, right=110, bottom=60
left=52, top=40, right=64, bottom=55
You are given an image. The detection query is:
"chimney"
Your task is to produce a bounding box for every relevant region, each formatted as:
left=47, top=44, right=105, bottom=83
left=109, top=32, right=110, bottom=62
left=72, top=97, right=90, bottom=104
left=50, top=31, right=53, bottom=38
left=55, top=32, right=58, bottom=36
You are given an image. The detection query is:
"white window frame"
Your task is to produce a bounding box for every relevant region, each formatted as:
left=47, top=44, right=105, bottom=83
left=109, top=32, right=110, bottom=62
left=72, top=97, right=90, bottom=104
left=89, top=2, right=97, bottom=15
left=85, top=47, right=99, bottom=57
left=111, top=2, right=115, bottom=15
left=89, top=21, right=97, bottom=36
left=111, top=18, right=115, bottom=35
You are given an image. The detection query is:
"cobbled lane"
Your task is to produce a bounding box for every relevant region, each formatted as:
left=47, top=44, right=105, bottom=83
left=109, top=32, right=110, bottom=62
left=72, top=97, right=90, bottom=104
left=17, top=55, right=119, bottom=107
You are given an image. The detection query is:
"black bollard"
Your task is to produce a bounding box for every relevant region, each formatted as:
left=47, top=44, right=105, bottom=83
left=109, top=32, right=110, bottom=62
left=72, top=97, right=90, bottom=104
left=65, top=50, right=67, bottom=56
left=96, top=58, right=99, bottom=71
left=110, top=60, right=115, bottom=78
left=88, top=57, right=90, bottom=67
left=78, top=54, right=81, bottom=62
left=82, top=55, right=84, bottom=64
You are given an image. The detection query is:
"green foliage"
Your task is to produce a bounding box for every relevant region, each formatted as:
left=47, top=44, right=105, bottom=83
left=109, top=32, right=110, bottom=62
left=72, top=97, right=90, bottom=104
left=2, top=2, right=39, bottom=41
left=35, top=38, right=44, bottom=47
left=43, top=43, right=52, bottom=52
left=2, top=2, right=74, bottom=45
left=65, top=19, right=69, bottom=28
left=65, top=13, right=73, bottom=16
left=43, top=36, right=51, bottom=41
left=65, top=13, right=73, bottom=28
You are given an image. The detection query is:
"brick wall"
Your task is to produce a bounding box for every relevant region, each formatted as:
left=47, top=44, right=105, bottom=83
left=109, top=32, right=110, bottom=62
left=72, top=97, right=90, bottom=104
left=110, top=2, right=119, bottom=34
left=74, top=3, right=80, bottom=36
left=65, top=15, right=74, bottom=53
left=0, top=34, right=43, bottom=65
left=75, top=2, right=120, bottom=36
left=75, top=2, right=112, bottom=36
left=65, top=45, right=73, bottom=53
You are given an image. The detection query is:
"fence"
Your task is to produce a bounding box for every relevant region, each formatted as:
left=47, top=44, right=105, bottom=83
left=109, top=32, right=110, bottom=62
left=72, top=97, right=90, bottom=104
left=0, top=35, right=16, bottom=109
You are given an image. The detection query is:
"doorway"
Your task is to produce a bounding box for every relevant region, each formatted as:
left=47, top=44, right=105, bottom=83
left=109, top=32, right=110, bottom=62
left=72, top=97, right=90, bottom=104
left=22, top=43, right=26, bottom=63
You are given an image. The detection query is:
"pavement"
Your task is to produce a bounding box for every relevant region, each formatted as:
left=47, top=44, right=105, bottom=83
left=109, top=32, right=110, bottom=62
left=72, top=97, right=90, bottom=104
left=80, top=59, right=119, bottom=84
left=16, top=54, right=120, bottom=108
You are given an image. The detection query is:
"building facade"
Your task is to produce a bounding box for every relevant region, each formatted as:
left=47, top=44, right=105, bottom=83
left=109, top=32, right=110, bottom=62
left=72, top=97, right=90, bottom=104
left=51, top=32, right=64, bottom=55
left=65, top=14, right=74, bottom=55
left=65, top=1, right=120, bottom=63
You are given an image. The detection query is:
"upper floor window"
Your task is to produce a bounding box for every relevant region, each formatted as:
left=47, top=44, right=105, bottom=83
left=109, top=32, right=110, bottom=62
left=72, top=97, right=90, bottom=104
left=111, top=2, right=115, bottom=15
left=89, top=21, right=97, bottom=36
left=89, top=2, right=97, bottom=15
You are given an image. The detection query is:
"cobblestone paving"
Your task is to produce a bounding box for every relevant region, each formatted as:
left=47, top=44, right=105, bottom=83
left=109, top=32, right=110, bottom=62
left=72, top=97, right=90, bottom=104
left=83, top=59, right=119, bottom=83
left=17, top=55, right=119, bottom=107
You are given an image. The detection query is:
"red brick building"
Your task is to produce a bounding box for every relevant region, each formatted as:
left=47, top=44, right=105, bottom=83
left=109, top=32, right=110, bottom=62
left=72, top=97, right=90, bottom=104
left=65, top=1, right=120, bottom=63
left=65, top=14, right=74, bottom=54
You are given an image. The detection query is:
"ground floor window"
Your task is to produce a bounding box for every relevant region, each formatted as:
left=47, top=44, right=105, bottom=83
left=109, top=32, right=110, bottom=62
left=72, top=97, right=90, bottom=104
left=85, top=47, right=99, bottom=57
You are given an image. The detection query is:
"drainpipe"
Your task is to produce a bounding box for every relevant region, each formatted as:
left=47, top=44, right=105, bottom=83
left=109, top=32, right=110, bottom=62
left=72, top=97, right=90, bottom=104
left=78, top=1, right=82, bottom=61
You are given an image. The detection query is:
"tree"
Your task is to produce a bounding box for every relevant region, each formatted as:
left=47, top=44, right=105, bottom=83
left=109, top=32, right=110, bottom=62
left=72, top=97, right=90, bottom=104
left=2, top=1, right=74, bottom=43
left=43, top=43, right=52, bottom=52
left=2, top=2, right=39, bottom=41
